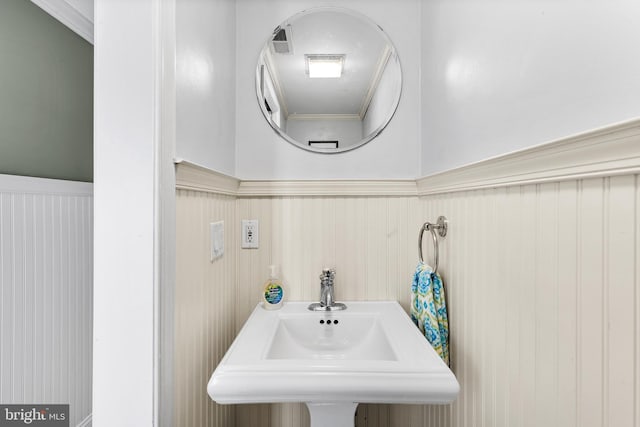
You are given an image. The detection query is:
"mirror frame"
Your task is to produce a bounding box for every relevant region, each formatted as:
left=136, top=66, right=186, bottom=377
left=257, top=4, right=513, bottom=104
left=255, top=7, right=403, bottom=154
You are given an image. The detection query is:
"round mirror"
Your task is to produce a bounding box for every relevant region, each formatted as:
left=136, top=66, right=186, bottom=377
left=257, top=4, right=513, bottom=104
left=256, top=8, right=402, bottom=153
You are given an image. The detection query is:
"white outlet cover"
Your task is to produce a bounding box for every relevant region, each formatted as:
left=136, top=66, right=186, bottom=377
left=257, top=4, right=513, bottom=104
left=211, top=221, right=224, bottom=260
left=241, top=219, right=259, bottom=249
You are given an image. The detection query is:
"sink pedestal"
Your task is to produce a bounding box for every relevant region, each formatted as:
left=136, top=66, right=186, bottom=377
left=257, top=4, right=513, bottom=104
left=306, top=402, right=358, bottom=427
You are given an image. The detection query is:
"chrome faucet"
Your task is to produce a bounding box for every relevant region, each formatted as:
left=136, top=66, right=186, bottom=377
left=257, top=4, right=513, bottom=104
left=308, top=268, right=347, bottom=311
left=320, top=268, right=335, bottom=306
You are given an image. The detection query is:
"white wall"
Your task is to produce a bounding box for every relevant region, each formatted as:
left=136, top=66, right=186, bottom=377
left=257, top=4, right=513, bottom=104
left=286, top=118, right=362, bottom=148
left=175, top=0, right=640, bottom=179
left=235, top=0, right=421, bottom=180
left=420, top=0, right=640, bottom=175
left=94, top=0, right=177, bottom=425
left=176, top=0, right=236, bottom=176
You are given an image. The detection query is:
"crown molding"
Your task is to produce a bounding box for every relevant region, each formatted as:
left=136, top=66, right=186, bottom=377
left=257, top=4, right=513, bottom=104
left=175, top=161, right=240, bottom=196
left=417, top=118, right=640, bottom=196
left=236, top=180, right=417, bottom=197
left=31, top=0, right=94, bottom=44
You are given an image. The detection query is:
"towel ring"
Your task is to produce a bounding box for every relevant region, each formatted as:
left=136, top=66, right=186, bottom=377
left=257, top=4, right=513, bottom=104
left=418, top=215, right=448, bottom=274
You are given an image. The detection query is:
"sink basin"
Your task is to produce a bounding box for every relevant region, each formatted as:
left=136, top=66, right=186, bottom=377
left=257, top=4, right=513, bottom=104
left=266, top=313, right=396, bottom=360
left=207, top=301, right=459, bottom=426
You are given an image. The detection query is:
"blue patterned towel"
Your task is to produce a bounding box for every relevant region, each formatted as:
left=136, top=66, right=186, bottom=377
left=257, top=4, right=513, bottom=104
left=410, top=262, right=449, bottom=365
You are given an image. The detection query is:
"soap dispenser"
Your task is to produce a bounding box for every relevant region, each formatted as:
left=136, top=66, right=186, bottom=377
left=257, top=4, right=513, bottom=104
left=262, top=265, right=284, bottom=310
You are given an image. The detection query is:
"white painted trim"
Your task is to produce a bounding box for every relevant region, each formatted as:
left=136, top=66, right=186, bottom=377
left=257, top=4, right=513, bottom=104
left=175, top=160, right=240, bottom=196
left=176, top=160, right=416, bottom=197
left=237, top=180, right=417, bottom=197
left=174, top=162, right=415, bottom=196
left=30, top=0, right=94, bottom=44
left=176, top=118, right=640, bottom=197
left=76, top=413, right=92, bottom=427
left=158, top=1, right=177, bottom=424
left=94, top=1, right=165, bottom=424
left=0, top=174, right=93, bottom=195
left=417, top=118, right=640, bottom=196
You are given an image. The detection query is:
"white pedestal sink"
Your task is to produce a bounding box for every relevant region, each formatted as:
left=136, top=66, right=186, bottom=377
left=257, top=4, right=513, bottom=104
left=207, top=301, right=459, bottom=427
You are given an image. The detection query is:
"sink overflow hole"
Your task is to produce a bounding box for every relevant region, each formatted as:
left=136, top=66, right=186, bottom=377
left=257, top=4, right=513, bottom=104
left=319, top=319, right=339, bottom=325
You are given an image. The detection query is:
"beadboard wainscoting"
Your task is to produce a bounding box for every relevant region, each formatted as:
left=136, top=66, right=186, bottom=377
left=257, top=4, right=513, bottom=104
left=235, top=195, right=422, bottom=427
left=0, top=174, right=93, bottom=427
left=419, top=175, right=639, bottom=427
left=235, top=196, right=421, bottom=324
left=174, top=118, right=640, bottom=427
left=175, top=189, right=237, bottom=427
left=175, top=177, right=425, bottom=426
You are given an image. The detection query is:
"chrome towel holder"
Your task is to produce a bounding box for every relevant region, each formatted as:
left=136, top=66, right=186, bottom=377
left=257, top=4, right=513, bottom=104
left=418, top=215, right=448, bottom=274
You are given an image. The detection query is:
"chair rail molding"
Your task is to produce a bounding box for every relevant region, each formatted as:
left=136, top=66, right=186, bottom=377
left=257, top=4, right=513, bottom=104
left=175, top=161, right=416, bottom=197
left=417, top=118, right=640, bottom=196
left=175, top=160, right=240, bottom=196
left=236, top=180, right=418, bottom=197
left=175, top=118, right=640, bottom=197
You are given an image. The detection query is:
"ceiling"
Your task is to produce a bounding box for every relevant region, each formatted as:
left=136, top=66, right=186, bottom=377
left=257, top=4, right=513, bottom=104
left=263, top=10, right=391, bottom=118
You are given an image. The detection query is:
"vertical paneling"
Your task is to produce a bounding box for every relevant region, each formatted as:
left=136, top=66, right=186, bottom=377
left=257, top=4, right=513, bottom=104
left=421, top=174, right=639, bottom=427
left=580, top=179, right=605, bottom=427
left=177, top=171, right=638, bottom=427
left=0, top=176, right=92, bottom=426
left=557, top=181, right=579, bottom=427
left=234, top=195, right=419, bottom=427
left=236, top=196, right=419, bottom=318
left=606, top=175, right=636, bottom=427
left=492, top=187, right=508, bottom=427
left=175, top=189, right=236, bottom=427
left=535, top=183, right=559, bottom=426
left=636, top=175, right=640, bottom=427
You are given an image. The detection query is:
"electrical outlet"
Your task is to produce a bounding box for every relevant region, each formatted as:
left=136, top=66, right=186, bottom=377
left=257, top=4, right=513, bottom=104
left=241, top=219, right=259, bottom=249
left=210, top=221, right=224, bottom=260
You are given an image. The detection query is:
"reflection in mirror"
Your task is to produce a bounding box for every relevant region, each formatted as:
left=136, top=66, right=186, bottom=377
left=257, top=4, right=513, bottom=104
left=256, top=8, right=402, bottom=153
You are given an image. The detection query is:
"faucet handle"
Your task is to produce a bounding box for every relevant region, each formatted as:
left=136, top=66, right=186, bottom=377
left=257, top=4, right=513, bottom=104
left=320, top=268, right=335, bottom=279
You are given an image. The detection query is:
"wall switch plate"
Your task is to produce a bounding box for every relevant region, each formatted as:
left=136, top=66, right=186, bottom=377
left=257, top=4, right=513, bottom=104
left=210, top=221, right=224, bottom=260
left=241, top=219, right=259, bottom=249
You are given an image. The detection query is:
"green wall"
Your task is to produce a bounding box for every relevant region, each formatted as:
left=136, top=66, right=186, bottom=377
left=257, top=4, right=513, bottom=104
left=0, top=0, right=93, bottom=182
